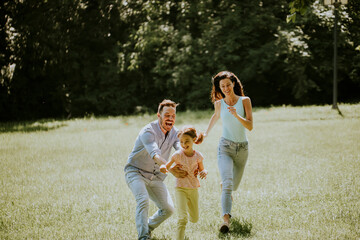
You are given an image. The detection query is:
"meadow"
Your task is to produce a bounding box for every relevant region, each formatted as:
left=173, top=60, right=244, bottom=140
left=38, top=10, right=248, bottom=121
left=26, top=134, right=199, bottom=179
left=1, top=104, right=359, bottom=240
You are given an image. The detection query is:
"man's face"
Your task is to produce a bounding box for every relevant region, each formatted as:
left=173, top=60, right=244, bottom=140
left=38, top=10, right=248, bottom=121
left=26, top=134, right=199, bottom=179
left=158, top=106, right=176, bottom=132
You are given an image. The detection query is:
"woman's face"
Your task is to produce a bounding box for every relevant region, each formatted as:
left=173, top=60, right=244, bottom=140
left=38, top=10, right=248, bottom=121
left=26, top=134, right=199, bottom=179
left=219, top=78, right=234, bottom=96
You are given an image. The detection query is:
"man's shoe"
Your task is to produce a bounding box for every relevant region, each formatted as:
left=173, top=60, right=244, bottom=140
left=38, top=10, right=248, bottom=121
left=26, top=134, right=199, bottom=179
left=147, top=227, right=153, bottom=239
left=219, top=222, right=230, bottom=233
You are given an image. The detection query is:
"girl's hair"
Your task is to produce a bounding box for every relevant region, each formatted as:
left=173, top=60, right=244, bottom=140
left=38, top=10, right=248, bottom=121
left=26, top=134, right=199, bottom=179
left=177, top=125, right=204, bottom=144
left=210, top=71, right=245, bottom=103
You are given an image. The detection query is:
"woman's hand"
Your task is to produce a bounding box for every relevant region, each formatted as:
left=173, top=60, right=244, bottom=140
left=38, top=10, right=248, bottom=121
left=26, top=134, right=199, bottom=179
left=169, top=164, right=188, bottom=178
left=227, top=106, right=237, bottom=117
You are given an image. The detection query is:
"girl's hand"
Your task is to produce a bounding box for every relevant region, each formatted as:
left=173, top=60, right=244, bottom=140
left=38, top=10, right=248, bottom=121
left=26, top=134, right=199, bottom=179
left=159, top=164, right=167, bottom=174
left=227, top=106, right=237, bottom=117
left=199, top=169, right=208, bottom=179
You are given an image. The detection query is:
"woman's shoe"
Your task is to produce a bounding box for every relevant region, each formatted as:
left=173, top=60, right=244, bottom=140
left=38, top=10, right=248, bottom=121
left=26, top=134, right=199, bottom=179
left=219, top=222, right=230, bottom=233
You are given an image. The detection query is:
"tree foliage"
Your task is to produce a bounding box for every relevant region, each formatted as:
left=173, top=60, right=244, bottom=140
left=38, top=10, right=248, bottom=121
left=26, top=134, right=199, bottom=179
left=1, top=0, right=359, bottom=120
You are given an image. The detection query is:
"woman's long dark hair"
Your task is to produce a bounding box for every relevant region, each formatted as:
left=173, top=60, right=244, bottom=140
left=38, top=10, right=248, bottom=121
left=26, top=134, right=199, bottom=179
left=210, top=71, right=244, bottom=103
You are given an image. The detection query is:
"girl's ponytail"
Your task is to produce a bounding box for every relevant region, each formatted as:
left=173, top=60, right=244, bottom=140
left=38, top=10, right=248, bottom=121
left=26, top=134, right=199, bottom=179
left=194, top=132, right=204, bottom=144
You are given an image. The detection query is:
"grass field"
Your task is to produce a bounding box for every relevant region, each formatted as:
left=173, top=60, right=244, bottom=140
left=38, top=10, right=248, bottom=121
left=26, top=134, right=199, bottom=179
left=1, top=103, right=359, bottom=240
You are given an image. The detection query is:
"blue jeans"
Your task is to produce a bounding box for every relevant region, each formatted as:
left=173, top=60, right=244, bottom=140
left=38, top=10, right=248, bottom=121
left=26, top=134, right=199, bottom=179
left=217, top=137, right=248, bottom=217
left=125, top=167, right=175, bottom=240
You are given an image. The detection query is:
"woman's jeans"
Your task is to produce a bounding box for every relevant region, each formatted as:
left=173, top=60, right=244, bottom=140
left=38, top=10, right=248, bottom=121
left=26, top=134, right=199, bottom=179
left=218, top=137, right=248, bottom=217
left=125, top=168, right=175, bottom=240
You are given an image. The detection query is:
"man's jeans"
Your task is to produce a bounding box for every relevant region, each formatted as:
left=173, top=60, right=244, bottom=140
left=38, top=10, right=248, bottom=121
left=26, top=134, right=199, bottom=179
left=218, top=137, right=248, bottom=217
left=125, top=168, right=175, bottom=240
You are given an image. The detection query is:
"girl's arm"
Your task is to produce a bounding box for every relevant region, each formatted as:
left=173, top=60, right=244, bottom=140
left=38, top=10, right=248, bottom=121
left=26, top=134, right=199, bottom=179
left=166, top=157, right=176, bottom=170
left=228, top=97, right=253, bottom=131
left=159, top=156, right=176, bottom=174
left=197, top=161, right=207, bottom=179
left=204, top=100, right=221, bottom=137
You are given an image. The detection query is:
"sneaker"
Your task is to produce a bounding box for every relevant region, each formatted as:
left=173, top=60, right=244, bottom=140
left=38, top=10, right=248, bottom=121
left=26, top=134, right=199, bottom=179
left=219, top=222, right=230, bottom=233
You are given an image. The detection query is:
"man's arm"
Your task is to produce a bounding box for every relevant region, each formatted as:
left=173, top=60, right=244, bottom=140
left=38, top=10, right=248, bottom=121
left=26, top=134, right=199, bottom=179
left=153, top=154, right=167, bottom=166
left=173, top=137, right=181, bottom=151
left=140, top=130, right=162, bottom=162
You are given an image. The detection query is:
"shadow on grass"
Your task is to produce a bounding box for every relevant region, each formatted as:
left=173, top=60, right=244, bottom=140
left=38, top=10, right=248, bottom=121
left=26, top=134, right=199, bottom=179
left=0, top=119, right=67, bottom=133
left=151, top=236, right=171, bottom=240
left=218, top=217, right=253, bottom=239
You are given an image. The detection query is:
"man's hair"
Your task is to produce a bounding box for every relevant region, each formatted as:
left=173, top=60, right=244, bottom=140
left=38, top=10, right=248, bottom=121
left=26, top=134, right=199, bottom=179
left=158, top=99, right=179, bottom=113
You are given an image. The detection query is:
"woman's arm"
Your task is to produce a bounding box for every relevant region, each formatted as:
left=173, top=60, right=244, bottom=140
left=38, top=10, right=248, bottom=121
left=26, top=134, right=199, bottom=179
left=204, top=100, right=221, bottom=137
left=228, top=97, right=253, bottom=131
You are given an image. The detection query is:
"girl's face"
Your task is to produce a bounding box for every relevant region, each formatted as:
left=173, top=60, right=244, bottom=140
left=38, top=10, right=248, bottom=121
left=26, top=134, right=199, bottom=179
left=179, top=134, right=195, bottom=151
left=219, top=78, right=234, bottom=96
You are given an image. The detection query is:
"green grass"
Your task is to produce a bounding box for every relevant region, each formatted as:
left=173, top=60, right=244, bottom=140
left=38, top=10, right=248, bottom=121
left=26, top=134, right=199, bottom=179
left=1, top=103, right=359, bottom=239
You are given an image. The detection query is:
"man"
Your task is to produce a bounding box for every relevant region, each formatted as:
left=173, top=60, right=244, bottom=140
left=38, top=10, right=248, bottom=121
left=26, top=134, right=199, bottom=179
left=124, top=99, right=187, bottom=240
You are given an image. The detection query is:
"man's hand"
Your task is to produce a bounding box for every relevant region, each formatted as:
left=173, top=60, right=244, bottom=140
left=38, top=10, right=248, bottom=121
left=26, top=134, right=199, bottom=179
left=169, top=164, right=188, bottom=178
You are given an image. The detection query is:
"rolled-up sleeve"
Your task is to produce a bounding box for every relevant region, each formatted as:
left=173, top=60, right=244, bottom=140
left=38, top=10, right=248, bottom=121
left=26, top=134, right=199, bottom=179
left=173, top=139, right=181, bottom=151
left=140, top=130, right=161, bottom=159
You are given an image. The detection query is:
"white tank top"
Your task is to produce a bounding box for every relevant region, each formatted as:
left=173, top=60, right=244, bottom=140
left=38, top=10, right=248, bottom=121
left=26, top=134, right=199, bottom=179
left=220, top=97, right=248, bottom=143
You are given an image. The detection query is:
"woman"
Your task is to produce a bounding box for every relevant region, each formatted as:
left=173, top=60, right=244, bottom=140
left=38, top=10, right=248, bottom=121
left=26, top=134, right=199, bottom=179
left=204, top=71, right=253, bottom=233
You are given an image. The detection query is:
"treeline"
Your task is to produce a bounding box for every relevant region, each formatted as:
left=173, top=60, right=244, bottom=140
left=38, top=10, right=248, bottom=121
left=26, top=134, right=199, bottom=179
left=1, top=0, right=359, bottom=121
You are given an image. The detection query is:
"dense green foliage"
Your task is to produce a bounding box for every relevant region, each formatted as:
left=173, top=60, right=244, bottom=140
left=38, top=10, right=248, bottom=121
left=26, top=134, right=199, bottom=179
left=1, top=0, right=359, bottom=120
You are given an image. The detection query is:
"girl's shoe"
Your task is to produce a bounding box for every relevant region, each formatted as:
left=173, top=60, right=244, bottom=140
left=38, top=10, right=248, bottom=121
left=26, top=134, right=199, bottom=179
left=219, top=222, right=230, bottom=233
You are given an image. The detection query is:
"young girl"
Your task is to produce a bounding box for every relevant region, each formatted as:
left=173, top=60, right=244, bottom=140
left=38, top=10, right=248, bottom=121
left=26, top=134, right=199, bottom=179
left=160, top=126, right=208, bottom=240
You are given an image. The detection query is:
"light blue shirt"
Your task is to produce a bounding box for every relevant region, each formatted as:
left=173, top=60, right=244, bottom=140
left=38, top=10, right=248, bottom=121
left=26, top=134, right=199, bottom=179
left=220, top=97, right=248, bottom=143
left=124, top=120, right=180, bottom=181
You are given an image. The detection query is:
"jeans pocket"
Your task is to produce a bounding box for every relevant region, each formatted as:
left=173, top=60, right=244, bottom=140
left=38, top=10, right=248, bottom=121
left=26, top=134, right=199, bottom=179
left=220, top=143, right=231, bottom=149
left=242, top=142, right=249, bottom=151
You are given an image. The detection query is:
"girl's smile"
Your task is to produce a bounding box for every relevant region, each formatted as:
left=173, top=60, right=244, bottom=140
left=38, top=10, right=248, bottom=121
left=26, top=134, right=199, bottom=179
left=179, top=134, right=195, bottom=157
